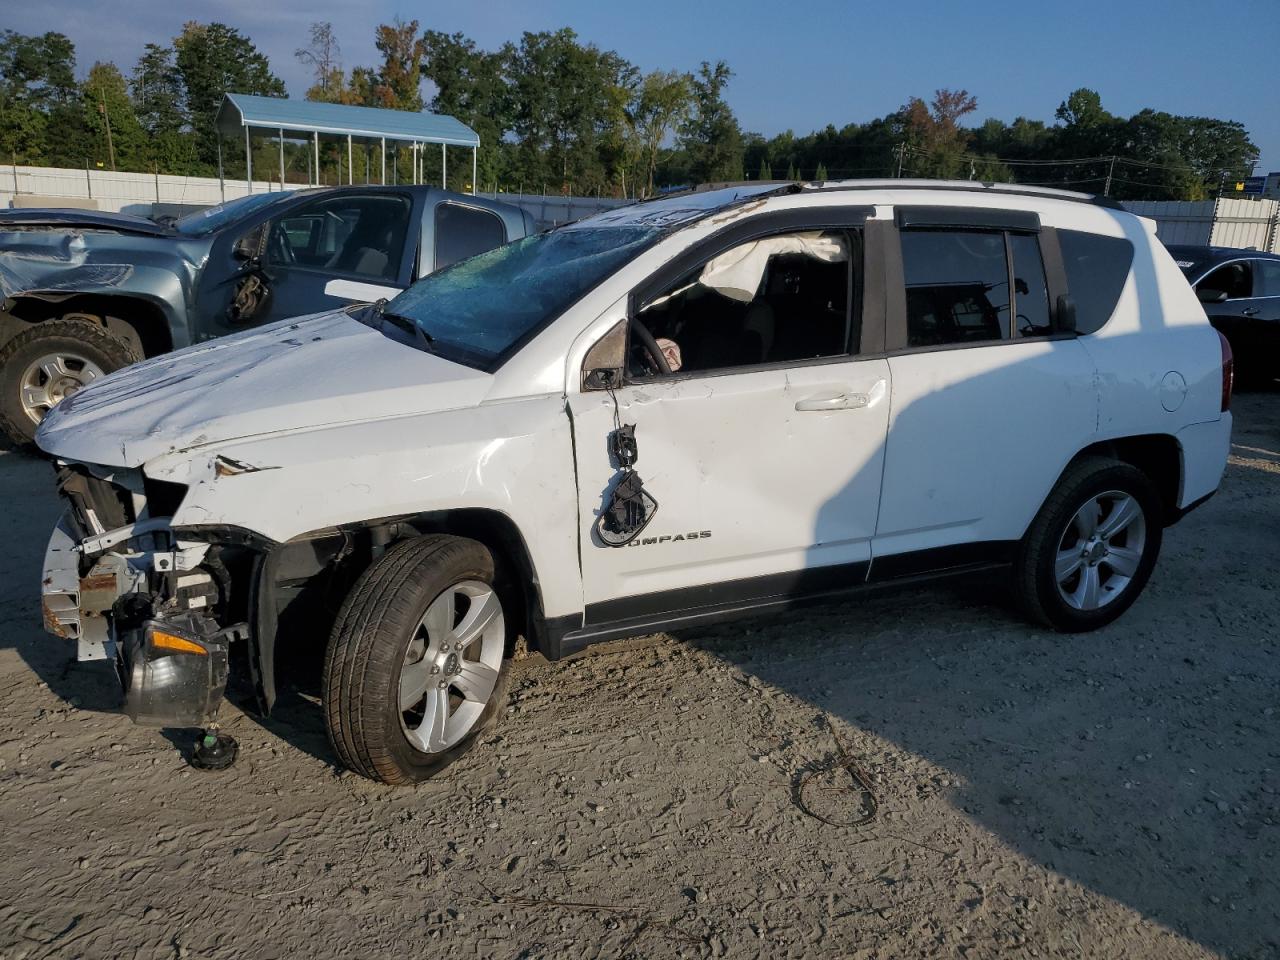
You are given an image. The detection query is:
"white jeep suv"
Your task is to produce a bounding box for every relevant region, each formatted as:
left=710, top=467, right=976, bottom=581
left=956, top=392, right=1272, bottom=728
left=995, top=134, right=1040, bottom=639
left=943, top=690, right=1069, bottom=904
left=36, top=181, right=1233, bottom=784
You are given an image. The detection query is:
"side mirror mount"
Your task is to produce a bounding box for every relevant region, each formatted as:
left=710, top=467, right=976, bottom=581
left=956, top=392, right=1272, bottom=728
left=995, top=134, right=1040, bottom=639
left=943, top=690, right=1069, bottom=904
left=1054, top=294, right=1077, bottom=335
left=233, top=223, right=268, bottom=262
left=1197, top=287, right=1229, bottom=305
left=580, top=319, right=628, bottom=391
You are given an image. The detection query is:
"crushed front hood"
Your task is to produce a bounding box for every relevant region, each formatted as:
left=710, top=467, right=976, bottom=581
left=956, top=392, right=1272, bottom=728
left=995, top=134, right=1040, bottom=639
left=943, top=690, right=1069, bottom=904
left=36, top=310, right=493, bottom=467
left=0, top=208, right=175, bottom=237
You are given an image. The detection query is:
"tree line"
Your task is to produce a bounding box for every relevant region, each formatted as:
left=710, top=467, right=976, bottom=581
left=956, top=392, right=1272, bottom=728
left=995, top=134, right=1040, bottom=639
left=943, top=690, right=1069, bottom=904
left=0, top=21, right=1259, bottom=201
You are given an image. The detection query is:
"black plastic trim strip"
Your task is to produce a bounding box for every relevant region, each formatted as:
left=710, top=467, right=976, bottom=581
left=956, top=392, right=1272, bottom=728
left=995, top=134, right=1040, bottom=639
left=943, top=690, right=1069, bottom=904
left=895, top=205, right=1040, bottom=232
left=543, top=541, right=1020, bottom=658
left=866, top=541, right=1015, bottom=581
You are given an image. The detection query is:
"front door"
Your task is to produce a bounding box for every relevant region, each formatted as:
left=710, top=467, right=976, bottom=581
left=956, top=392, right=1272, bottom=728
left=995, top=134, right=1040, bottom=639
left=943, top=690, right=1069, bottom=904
left=198, top=191, right=416, bottom=339
left=567, top=223, right=890, bottom=629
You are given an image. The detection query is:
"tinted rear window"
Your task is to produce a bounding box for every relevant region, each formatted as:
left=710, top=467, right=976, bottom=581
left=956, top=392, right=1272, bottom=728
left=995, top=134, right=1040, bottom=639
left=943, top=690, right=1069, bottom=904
left=1059, top=230, right=1134, bottom=335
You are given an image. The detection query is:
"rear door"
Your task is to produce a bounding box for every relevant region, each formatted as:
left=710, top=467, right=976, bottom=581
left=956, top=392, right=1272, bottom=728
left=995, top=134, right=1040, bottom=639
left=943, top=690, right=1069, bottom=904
left=872, top=208, right=1098, bottom=573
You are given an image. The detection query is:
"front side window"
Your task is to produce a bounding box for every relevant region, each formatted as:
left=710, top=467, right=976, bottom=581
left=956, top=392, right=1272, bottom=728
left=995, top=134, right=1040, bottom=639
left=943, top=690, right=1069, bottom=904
left=266, top=194, right=411, bottom=281
left=383, top=226, right=660, bottom=368
left=435, top=203, right=507, bottom=270
left=630, top=229, right=857, bottom=376
left=1199, top=260, right=1253, bottom=300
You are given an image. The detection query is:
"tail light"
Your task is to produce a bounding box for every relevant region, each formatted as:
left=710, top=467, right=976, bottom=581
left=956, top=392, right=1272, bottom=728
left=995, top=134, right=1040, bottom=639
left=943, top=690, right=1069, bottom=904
left=1217, top=330, right=1233, bottom=412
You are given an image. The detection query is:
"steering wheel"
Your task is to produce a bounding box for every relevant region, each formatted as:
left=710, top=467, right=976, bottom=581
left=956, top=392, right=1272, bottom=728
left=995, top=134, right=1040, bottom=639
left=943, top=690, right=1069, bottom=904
left=629, top=319, right=672, bottom=377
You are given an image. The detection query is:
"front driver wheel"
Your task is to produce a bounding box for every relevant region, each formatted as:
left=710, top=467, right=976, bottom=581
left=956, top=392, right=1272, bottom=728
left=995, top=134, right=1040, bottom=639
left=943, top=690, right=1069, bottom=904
left=0, top=316, right=140, bottom=447
left=323, top=535, right=512, bottom=784
left=1012, top=457, right=1163, bottom=631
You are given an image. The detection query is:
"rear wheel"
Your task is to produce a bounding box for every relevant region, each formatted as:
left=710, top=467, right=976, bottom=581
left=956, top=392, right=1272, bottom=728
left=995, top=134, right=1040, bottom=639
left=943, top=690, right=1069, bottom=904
left=0, top=316, right=140, bottom=446
left=1012, top=457, right=1163, bottom=631
left=322, top=535, right=512, bottom=785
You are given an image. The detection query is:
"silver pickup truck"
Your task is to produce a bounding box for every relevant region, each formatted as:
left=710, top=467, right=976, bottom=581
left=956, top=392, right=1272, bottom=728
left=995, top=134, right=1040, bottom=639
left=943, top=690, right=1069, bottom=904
left=0, top=186, right=533, bottom=445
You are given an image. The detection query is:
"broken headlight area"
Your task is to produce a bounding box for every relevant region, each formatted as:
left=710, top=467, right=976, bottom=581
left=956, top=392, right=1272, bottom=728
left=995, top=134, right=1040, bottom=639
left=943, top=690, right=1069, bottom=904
left=116, top=613, right=247, bottom=727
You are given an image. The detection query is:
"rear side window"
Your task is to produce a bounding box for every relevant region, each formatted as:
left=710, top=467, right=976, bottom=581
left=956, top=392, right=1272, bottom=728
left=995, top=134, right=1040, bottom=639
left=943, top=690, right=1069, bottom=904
left=901, top=230, right=1010, bottom=346
left=1059, top=230, right=1134, bottom=335
left=899, top=228, right=1055, bottom=347
left=1258, top=259, right=1280, bottom=298
left=435, top=203, right=506, bottom=271
left=1009, top=233, right=1053, bottom=337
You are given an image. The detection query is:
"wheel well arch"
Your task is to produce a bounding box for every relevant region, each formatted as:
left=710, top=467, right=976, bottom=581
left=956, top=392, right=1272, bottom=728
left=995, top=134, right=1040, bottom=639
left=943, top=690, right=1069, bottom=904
left=1065, top=434, right=1182, bottom=524
left=253, top=508, right=550, bottom=714
left=3, top=293, right=174, bottom=357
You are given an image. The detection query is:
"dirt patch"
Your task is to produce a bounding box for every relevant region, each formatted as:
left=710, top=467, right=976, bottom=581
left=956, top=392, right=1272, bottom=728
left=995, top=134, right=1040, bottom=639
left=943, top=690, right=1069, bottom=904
left=1, top=395, right=1277, bottom=959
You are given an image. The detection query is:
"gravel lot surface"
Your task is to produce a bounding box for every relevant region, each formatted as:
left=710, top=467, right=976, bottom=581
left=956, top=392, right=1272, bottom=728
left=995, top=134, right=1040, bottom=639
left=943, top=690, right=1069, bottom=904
left=0, top=394, right=1276, bottom=960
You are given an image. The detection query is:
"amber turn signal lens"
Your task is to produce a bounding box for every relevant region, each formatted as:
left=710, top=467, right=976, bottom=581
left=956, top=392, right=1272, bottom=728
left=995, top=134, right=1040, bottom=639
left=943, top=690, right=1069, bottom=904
left=149, top=630, right=208, bottom=656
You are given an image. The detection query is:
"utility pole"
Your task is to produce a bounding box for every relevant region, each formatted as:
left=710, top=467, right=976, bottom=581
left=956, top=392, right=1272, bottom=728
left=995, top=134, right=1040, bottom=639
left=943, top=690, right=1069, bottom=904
left=1103, top=156, right=1116, bottom=197
left=895, top=143, right=905, bottom=178
left=98, top=85, right=116, bottom=171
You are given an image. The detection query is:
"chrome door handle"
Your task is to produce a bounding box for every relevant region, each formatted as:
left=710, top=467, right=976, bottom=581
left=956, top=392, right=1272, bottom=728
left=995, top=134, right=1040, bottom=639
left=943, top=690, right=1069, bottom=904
left=1241, top=307, right=1260, bottom=317
left=795, top=392, right=869, bottom=412
left=795, top=378, right=886, bottom=413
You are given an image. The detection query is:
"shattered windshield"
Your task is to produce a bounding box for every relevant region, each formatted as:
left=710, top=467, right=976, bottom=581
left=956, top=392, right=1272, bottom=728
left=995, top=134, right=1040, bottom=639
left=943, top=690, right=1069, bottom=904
left=174, top=192, right=292, bottom=236
left=383, top=226, right=660, bottom=367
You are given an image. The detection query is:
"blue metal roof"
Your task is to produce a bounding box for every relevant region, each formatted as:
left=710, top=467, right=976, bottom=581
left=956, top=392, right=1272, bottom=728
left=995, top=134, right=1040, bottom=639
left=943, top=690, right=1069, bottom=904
left=216, top=94, right=479, bottom=148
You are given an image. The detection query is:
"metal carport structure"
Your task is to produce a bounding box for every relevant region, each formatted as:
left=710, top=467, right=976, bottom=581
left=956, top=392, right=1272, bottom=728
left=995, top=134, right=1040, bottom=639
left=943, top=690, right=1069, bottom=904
left=215, top=93, right=480, bottom=195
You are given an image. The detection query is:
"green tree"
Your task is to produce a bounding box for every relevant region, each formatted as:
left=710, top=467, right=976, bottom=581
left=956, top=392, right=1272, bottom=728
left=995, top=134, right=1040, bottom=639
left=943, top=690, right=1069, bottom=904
left=421, top=31, right=513, bottom=191
left=814, top=161, right=828, bottom=181
left=757, top=157, right=772, bottom=180
left=173, top=21, right=285, bottom=169
left=80, top=62, right=146, bottom=170
left=131, top=43, right=199, bottom=172
left=679, top=60, right=744, bottom=183
left=368, top=19, right=426, bottom=110
left=630, top=70, right=692, bottom=196
left=0, top=30, right=77, bottom=163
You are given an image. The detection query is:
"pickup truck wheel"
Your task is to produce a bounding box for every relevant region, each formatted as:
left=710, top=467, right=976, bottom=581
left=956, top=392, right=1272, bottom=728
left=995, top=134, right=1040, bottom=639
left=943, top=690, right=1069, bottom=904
left=322, top=535, right=512, bottom=785
left=1012, top=457, right=1163, bottom=632
left=0, top=316, right=140, bottom=446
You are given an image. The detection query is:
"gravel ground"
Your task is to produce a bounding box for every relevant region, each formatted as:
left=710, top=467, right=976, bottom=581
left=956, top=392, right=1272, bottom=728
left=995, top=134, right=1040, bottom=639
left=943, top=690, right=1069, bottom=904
left=0, top=394, right=1276, bottom=960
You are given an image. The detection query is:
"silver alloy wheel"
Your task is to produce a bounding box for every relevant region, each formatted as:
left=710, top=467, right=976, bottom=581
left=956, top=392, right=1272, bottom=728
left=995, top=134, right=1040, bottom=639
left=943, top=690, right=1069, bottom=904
left=398, top=579, right=505, bottom=754
left=19, top=352, right=104, bottom=424
left=1055, top=489, right=1147, bottom=611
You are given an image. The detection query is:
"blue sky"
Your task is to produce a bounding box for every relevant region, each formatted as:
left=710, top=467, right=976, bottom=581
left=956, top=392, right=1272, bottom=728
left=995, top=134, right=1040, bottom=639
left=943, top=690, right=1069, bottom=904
left=12, top=0, right=1280, bottom=172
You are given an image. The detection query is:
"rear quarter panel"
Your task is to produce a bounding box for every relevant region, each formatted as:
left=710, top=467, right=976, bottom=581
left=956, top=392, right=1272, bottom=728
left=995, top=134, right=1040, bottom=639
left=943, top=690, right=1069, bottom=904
left=1070, top=210, right=1229, bottom=506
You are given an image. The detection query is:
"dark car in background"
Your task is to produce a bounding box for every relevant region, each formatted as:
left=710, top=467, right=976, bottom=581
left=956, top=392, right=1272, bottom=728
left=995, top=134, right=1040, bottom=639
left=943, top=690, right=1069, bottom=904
left=1167, top=244, right=1280, bottom=384
left=0, top=186, right=534, bottom=445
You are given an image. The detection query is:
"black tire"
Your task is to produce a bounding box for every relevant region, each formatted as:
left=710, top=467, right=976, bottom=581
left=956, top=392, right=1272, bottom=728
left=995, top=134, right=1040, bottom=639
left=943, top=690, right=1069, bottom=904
left=322, top=535, right=513, bottom=785
left=0, top=316, right=140, bottom=447
left=1012, top=457, right=1163, bottom=632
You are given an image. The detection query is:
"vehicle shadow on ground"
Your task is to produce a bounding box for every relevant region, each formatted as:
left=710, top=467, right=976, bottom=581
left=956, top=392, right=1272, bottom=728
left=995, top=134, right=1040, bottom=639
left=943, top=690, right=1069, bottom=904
left=675, top=370, right=1279, bottom=960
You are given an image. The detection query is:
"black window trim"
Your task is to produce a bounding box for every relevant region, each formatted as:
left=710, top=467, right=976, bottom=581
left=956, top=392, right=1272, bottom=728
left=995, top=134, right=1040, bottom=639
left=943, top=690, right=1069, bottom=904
left=895, top=204, right=1041, bottom=233
left=433, top=200, right=508, bottom=272
left=621, top=205, right=879, bottom=384
left=884, top=218, right=1073, bottom=355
